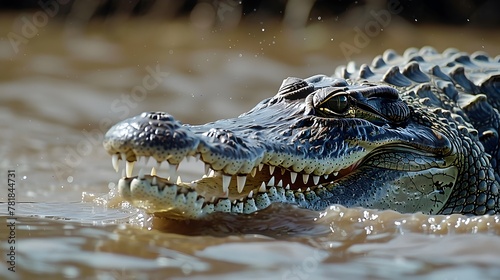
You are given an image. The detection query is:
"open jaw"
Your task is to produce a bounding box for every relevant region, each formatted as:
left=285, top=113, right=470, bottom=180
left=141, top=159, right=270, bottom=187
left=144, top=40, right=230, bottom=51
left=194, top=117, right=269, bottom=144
left=105, top=134, right=456, bottom=219
left=109, top=150, right=362, bottom=219
left=103, top=76, right=458, bottom=218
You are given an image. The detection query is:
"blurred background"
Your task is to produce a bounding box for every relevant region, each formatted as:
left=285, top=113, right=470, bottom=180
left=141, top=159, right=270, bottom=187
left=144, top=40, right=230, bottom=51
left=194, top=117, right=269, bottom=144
left=2, top=2, right=500, bottom=279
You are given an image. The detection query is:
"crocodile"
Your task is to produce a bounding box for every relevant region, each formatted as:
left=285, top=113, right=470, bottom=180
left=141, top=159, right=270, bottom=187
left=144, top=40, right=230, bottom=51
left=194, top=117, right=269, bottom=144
left=103, top=47, right=500, bottom=219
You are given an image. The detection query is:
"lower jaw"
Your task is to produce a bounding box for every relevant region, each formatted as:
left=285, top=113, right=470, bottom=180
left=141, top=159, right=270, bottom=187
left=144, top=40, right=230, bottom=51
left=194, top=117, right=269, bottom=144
left=117, top=173, right=335, bottom=219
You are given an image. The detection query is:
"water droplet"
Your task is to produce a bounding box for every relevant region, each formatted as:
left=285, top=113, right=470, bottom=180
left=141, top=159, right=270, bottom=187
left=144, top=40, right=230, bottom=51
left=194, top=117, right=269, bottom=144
left=22, top=176, right=27, bottom=180
left=67, top=176, right=73, bottom=183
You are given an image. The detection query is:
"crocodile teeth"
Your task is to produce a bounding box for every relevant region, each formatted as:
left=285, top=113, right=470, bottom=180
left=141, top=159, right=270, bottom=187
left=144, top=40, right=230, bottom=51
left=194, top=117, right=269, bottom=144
left=126, top=161, right=135, bottom=177
left=152, top=176, right=157, bottom=185
left=176, top=176, right=183, bottom=184
left=285, top=184, right=290, bottom=190
left=324, top=174, right=329, bottom=179
left=237, top=176, right=246, bottom=193
left=150, top=167, right=157, bottom=176
left=137, top=156, right=146, bottom=166
left=222, top=175, right=231, bottom=194
left=267, top=176, right=275, bottom=186
left=248, top=190, right=254, bottom=198
left=281, top=168, right=286, bottom=175
left=251, top=168, right=257, bottom=177
left=138, top=167, right=145, bottom=179
left=269, top=165, right=275, bottom=175
left=111, top=154, right=120, bottom=172
left=204, top=163, right=211, bottom=175
left=146, top=156, right=156, bottom=167
left=290, top=172, right=297, bottom=184
left=302, top=174, right=309, bottom=184
left=259, top=182, right=266, bottom=193
left=277, top=180, right=283, bottom=187
left=207, top=169, right=215, bottom=177
left=333, top=171, right=339, bottom=176
left=313, top=176, right=320, bottom=185
left=258, top=163, right=264, bottom=171
left=169, top=164, right=178, bottom=181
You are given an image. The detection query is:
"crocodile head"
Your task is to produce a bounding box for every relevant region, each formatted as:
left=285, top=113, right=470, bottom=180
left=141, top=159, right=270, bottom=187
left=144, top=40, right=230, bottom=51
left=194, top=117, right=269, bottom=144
left=103, top=74, right=460, bottom=219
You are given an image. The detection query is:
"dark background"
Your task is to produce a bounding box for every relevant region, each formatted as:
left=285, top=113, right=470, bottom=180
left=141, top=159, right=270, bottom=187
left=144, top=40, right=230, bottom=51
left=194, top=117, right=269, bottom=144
left=2, top=0, right=499, bottom=27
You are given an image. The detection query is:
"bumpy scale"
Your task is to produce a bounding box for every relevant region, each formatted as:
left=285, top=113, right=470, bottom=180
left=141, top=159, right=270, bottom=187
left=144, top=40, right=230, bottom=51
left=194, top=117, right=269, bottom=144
left=103, top=47, right=500, bottom=219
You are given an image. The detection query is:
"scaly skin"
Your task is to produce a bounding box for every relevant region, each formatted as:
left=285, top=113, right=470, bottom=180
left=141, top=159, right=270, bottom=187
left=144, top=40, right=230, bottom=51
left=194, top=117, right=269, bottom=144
left=103, top=47, right=500, bottom=219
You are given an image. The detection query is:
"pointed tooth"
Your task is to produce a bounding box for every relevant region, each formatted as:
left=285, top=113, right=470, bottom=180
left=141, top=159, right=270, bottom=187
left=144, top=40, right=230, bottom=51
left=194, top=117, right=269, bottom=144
left=137, top=156, right=146, bottom=166
left=324, top=174, right=329, bottom=179
left=208, top=169, right=216, bottom=177
left=267, top=176, right=275, bottom=186
left=269, top=165, right=275, bottom=175
left=302, top=174, right=310, bottom=184
left=259, top=182, right=266, bottom=193
left=204, top=163, right=211, bottom=175
left=297, top=188, right=302, bottom=192
left=306, top=187, right=311, bottom=192
left=237, top=176, right=246, bottom=193
left=138, top=168, right=145, bottom=179
left=277, top=180, right=283, bottom=187
left=177, top=176, right=182, bottom=184
left=150, top=167, right=157, bottom=176
left=313, top=176, right=320, bottom=185
left=281, top=168, right=286, bottom=175
left=111, top=154, right=120, bottom=172
left=258, top=163, right=264, bottom=171
left=290, top=172, right=297, bottom=184
left=210, top=196, right=216, bottom=203
left=333, top=171, right=339, bottom=176
left=222, top=175, right=231, bottom=194
left=251, top=167, right=257, bottom=177
left=152, top=176, right=157, bottom=185
left=248, top=190, right=254, bottom=198
left=145, top=156, right=155, bottom=167
left=285, top=184, right=290, bottom=190
left=169, top=164, right=178, bottom=181
left=126, top=161, right=135, bottom=177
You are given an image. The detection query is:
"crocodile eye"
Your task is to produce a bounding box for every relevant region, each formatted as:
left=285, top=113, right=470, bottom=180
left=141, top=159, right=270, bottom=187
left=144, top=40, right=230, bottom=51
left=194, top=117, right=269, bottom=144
left=318, top=94, right=350, bottom=115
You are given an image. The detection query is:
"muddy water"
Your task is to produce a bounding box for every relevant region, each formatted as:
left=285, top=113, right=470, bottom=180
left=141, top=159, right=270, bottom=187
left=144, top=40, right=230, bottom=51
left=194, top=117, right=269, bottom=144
left=1, top=13, right=500, bottom=279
